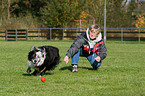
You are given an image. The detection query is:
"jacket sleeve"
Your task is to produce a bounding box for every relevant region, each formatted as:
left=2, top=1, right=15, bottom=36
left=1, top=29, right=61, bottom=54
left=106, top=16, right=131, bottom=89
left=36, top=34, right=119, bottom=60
left=98, top=41, right=107, bottom=60
left=66, top=33, right=85, bottom=58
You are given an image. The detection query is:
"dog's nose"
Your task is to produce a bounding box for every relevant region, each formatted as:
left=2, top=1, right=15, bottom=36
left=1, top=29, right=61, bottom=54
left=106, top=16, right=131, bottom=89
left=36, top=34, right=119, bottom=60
left=34, top=60, right=37, bottom=63
left=33, top=60, right=37, bottom=64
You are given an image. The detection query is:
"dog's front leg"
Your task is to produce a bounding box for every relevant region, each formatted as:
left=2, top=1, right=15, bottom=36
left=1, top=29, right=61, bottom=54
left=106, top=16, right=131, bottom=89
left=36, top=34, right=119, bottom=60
left=31, top=70, right=39, bottom=76
left=39, top=67, right=47, bottom=76
left=26, top=66, right=31, bottom=73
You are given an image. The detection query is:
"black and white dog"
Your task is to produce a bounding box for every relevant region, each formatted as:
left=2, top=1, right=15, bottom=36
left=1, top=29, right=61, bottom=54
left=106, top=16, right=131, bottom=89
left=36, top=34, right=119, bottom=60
left=27, top=46, right=60, bottom=76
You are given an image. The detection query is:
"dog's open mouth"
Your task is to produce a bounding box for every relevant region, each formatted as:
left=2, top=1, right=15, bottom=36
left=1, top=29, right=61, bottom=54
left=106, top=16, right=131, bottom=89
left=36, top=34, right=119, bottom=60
left=32, top=59, right=40, bottom=64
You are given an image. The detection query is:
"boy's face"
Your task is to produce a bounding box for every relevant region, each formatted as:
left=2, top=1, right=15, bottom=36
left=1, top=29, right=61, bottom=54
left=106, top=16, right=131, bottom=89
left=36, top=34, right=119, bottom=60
left=89, top=30, right=99, bottom=40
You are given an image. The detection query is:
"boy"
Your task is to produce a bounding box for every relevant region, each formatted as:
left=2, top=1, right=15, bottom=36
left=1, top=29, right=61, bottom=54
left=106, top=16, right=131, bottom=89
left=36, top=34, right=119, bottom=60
left=64, top=24, right=107, bottom=72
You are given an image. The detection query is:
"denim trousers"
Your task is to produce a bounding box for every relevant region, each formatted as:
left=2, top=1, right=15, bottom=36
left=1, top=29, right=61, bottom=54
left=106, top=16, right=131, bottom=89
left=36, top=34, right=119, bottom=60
left=71, top=48, right=102, bottom=67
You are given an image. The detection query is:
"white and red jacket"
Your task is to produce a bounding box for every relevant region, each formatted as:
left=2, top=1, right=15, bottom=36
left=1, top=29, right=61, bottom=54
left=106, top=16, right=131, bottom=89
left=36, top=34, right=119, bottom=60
left=66, top=28, right=107, bottom=60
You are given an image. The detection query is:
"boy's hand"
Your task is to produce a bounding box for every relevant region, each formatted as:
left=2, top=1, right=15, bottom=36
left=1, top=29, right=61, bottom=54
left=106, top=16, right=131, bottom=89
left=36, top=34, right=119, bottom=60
left=95, top=56, right=101, bottom=62
left=64, top=56, right=69, bottom=64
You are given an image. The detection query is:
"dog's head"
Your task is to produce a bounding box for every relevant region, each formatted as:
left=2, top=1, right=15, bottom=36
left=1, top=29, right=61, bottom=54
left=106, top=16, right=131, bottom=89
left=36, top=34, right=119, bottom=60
left=27, top=46, right=46, bottom=68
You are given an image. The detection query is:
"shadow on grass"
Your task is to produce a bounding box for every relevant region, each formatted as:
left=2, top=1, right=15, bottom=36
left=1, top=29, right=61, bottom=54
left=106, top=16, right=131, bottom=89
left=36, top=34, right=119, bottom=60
left=59, top=66, right=93, bottom=72
left=22, top=72, right=53, bottom=76
left=59, top=66, right=72, bottom=72
left=79, top=66, right=93, bottom=70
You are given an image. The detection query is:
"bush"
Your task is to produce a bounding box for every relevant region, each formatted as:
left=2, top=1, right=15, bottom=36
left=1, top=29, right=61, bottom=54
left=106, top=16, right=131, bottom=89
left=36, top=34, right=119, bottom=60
left=136, top=14, right=145, bottom=29
left=1, top=13, right=40, bottom=29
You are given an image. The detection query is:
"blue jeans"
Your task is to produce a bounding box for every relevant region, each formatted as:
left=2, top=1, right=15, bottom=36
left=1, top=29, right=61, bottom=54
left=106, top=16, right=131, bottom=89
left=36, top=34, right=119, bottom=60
left=71, top=48, right=102, bottom=68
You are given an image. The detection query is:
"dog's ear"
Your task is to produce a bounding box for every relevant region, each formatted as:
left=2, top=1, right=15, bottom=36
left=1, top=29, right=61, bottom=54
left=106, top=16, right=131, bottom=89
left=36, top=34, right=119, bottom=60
left=30, top=46, right=36, bottom=51
left=41, top=48, right=45, bottom=53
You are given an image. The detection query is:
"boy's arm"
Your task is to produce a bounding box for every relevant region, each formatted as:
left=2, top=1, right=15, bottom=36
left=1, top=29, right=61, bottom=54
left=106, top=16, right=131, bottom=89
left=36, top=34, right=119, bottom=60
left=66, top=33, right=85, bottom=58
left=98, top=42, right=107, bottom=60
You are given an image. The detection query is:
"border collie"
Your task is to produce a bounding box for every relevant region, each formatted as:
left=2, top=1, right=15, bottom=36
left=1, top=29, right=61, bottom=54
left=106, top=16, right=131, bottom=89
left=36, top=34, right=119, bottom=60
left=27, top=46, right=60, bottom=76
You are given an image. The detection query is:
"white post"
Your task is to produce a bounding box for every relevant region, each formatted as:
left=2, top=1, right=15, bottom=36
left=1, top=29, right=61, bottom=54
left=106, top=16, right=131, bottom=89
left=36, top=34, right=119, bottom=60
left=104, top=0, right=106, bottom=42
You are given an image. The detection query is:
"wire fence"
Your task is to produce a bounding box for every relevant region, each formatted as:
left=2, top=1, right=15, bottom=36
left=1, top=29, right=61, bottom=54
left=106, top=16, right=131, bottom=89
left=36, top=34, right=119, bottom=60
left=0, top=28, right=145, bottom=43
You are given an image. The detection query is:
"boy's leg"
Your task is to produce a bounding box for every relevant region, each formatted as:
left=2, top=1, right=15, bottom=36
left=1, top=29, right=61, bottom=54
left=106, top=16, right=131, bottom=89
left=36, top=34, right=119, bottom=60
left=71, top=48, right=83, bottom=65
left=87, top=53, right=102, bottom=69
left=71, top=48, right=83, bottom=72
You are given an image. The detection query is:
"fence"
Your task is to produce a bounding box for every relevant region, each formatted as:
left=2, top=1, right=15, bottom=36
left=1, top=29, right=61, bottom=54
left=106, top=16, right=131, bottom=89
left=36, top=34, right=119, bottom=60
left=0, top=28, right=145, bottom=42
left=5, top=29, right=28, bottom=41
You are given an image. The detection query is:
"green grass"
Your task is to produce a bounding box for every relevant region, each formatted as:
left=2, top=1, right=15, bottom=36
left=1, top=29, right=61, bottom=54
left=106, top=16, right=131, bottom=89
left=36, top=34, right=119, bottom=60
left=0, top=40, right=145, bottom=96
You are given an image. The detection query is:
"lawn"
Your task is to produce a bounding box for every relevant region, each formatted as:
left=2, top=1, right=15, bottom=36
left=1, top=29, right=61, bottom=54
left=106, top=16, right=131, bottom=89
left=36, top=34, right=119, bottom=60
left=0, top=40, right=145, bottom=96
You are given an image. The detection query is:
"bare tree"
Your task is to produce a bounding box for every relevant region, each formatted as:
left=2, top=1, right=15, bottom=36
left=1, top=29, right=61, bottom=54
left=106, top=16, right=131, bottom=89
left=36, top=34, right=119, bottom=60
left=8, top=0, right=10, bottom=21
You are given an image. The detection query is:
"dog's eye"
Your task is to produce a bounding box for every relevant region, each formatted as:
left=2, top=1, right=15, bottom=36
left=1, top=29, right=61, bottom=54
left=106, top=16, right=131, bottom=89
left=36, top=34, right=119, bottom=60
left=33, top=54, right=36, bottom=57
left=36, top=50, right=40, bottom=52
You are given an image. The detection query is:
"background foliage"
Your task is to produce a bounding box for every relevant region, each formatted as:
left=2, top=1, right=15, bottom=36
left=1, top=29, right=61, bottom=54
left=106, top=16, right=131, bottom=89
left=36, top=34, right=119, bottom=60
left=0, top=0, right=145, bottom=28
left=136, top=14, right=145, bottom=29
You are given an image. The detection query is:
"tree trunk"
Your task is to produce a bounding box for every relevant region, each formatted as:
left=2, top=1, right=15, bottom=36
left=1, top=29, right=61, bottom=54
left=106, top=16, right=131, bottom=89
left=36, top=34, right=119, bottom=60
left=8, top=0, right=10, bottom=21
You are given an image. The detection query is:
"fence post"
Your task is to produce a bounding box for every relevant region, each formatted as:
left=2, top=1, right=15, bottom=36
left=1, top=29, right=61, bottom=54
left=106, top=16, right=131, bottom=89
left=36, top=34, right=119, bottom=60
left=38, top=28, right=40, bottom=40
left=63, top=28, right=64, bottom=40
left=121, top=28, right=123, bottom=42
left=50, top=28, right=52, bottom=40
left=76, top=28, right=77, bottom=37
left=16, top=29, right=17, bottom=41
left=26, top=29, right=28, bottom=40
left=5, top=29, right=7, bottom=41
left=139, top=28, right=140, bottom=43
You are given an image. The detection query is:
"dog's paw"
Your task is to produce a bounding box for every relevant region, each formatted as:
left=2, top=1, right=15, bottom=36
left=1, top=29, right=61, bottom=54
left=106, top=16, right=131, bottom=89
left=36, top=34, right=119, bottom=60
left=40, top=72, right=45, bottom=76
left=27, top=69, right=31, bottom=73
left=30, top=74, right=35, bottom=76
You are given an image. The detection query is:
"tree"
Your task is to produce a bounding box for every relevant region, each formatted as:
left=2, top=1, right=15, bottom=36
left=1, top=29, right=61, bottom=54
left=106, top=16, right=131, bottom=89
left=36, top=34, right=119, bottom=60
left=104, top=0, right=135, bottom=28
left=85, top=0, right=104, bottom=27
left=0, top=0, right=8, bottom=26
left=0, top=0, right=46, bottom=28
left=0, top=0, right=19, bottom=26
left=136, top=14, right=145, bottom=28
left=10, top=0, right=46, bottom=17
left=40, top=0, right=86, bottom=28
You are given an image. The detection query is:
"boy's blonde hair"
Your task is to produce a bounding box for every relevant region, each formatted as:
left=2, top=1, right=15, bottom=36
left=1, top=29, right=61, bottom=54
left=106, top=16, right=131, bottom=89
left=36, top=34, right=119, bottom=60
left=89, top=24, right=101, bottom=34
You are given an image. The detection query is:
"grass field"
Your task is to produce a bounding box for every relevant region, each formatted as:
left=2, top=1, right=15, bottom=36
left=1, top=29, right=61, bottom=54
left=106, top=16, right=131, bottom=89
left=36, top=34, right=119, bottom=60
left=0, top=40, right=145, bottom=96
